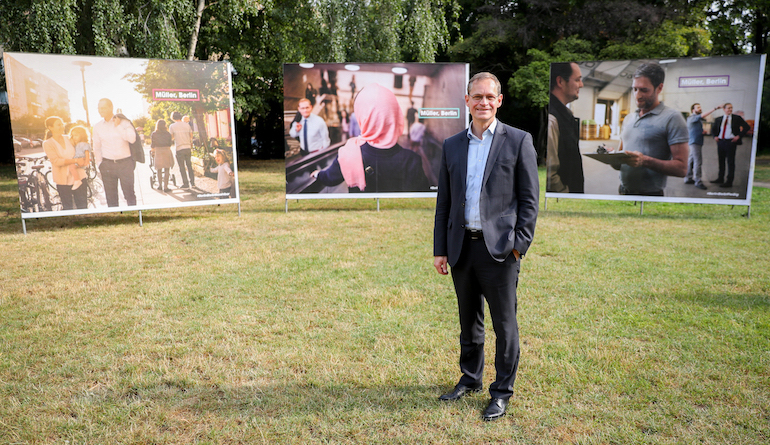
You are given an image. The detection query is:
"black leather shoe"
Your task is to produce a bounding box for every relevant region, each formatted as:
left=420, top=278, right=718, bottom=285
left=482, top=398, right=508, bottom=421
left=711, top=178, right=724, bottom=184
left=719, top=182, right=733, bottom=188
left=438, top=384, right=482, bottom=401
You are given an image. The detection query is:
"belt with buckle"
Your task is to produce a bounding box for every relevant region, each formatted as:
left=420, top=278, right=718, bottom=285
left=102, top=157, right=132, bottom=163
left=466, top=229, right=483, bottom=240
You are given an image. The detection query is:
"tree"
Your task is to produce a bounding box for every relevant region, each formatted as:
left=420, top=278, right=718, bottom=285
left=124, top=59, right=230, bottom=151
left=708, top=0, right=770, bottom=55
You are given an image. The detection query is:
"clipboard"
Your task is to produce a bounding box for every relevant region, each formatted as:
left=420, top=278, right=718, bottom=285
left=583, top=152, right=632, bottom=165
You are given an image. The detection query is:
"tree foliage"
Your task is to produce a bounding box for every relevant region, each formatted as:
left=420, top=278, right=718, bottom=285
left=1, top=0, right=769, bottom=162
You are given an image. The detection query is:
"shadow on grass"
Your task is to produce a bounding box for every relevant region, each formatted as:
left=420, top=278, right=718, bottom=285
left=74, top=380, right=478, bottom=425
left=675, top=290, right=770, bottom=311
left=0, top=205, right=243, bottom=234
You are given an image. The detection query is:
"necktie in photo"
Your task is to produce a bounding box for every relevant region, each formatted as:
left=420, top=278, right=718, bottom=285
left=721, top=116, right=729, bottom=139
left=303, top=119, right=309, bottom=152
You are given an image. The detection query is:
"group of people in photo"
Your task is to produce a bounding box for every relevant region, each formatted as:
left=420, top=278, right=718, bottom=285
left=287, top=71, right=442, bottom=194
left=547, top=61, right=753, bottom=197
left=37, top=99, right=233, bottom=211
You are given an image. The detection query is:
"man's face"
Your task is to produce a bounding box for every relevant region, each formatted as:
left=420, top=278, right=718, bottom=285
left=693, top=104, right=702, bottom=115
left=632, top=76, right=662, bottom=112
left=560, top=63, right=584, bottom=103
left=465, top=78, right=502, bottom=123
left=298, top=101, right=312, bottom=119
left=98, top=100, right=113, bottom=120
left=724, top=104, right=733, bottom=115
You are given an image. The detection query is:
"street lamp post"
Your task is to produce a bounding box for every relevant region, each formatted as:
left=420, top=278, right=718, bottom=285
left=72, top=61, right=92, bottom=126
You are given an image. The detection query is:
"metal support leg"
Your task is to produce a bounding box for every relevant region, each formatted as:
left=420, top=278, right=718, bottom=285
left=138, top=210, right=143, bottom=227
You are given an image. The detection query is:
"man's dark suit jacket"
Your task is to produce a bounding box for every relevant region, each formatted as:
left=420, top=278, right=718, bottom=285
left=711, top=114, right=751, bottom=144
left=434, top=122, right=539, bottom=267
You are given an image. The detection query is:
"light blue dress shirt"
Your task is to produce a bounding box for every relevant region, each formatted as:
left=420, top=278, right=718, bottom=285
left=464, top=119, right=497, bottom=230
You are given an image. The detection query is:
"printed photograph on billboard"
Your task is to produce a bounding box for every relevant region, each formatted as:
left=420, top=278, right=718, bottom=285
left=546, top=54, right=765, bottom=205
left=283, top=62, right=468, bottom=199
left=4, top=52, right=239, bottom=218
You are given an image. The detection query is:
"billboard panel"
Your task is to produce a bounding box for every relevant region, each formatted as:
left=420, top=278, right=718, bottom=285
left=284, top=62, right=468, bottom=199
left=546, top=55, right=765, bottom=206
left=4, top=52, right=239, bottom=218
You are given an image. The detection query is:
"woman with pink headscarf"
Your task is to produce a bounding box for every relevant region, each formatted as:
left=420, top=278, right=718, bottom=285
left=311, top=83, right=429, bottom=193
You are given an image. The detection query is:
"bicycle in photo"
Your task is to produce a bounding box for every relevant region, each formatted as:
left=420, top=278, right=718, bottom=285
left=16, top=156, right=55, bottom=213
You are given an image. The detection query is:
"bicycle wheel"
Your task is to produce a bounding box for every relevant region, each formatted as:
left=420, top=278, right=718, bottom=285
left=87, top=156, right=98, bottom=180
left=18, top=177, right=34, bottom=213
left=36, top=172, right=53, bottom=211
left=44, top=170, right=58, bottom=196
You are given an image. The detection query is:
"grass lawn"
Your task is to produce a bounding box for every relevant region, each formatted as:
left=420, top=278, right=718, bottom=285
left=1, top=159, right=768, bottom=444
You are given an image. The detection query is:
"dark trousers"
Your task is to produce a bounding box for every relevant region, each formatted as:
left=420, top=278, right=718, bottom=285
left=176, top=148, right=195, bottom=187
left=716, top=139, right=737, bottom=184
left=99, top=157, right=136, bottom=207
left=450, top=234, right=520, bottom=400
left=57, top=183, right=88, bottom=210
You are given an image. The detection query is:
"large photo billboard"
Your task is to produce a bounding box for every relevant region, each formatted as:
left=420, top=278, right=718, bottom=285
left=5, top=52, right=239, bottom=218
left=546, top=54, right=765, bottom=205
left=284, top=62, right=468, bottom=199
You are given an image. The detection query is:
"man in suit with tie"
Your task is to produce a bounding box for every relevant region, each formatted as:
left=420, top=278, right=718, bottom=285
left=711, top=103, right=750, bottom=188
left=433, top=72, right=539, bottom=421
left=289, top=98, right=330, bottom=156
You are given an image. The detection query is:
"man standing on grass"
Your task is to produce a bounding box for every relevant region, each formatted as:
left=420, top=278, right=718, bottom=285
left=433, top=72, right=539, bottom=421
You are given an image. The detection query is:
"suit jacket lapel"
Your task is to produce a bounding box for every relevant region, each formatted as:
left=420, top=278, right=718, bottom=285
left=458, top=133, right=470, bottom=193
left=483, top=123, right=506, bottom=186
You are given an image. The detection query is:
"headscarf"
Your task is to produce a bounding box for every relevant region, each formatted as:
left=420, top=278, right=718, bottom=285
left=338, top=83, right=404, bottom=191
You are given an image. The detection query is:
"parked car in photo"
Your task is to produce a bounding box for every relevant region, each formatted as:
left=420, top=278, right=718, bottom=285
left=15, top=136, right=31, bottom=148
left=13, top=138, right=22, bottom=152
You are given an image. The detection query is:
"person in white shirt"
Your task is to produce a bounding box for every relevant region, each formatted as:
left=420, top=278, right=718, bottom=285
left=209, top=149, right=234, bottom=197
left=169, top=111, right=195, bottom=188
left=289, top=98, right=330, bottom=155
left=92, top=98, right=137, bottom=207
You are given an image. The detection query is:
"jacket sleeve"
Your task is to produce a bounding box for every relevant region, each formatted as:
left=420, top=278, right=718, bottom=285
left=433, top=140, right=451, bottom=257
left=513, top=132, right=540, bottom=257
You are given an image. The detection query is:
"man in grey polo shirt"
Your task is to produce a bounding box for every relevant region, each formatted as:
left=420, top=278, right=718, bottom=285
left=616, top=63, right=688, bottom=196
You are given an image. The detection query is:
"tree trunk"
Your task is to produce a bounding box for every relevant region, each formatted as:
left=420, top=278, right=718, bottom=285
left=192, top=104, right=210, bottom=152
left=187, top=0, right=206, bottom=60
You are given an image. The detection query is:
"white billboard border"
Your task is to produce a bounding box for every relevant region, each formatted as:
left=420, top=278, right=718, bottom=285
left=284, top=62, right=470, bottom=211
left=544, top=54, right=766, bottom=217
left=4, top=53, right=242, bottom=232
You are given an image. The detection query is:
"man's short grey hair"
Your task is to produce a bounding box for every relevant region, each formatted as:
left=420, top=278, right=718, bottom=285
left=467, top=72, right=502, bottom=96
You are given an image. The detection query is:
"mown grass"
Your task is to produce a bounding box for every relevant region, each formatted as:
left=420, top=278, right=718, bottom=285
left=1, top=159, right=768, bottom=444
